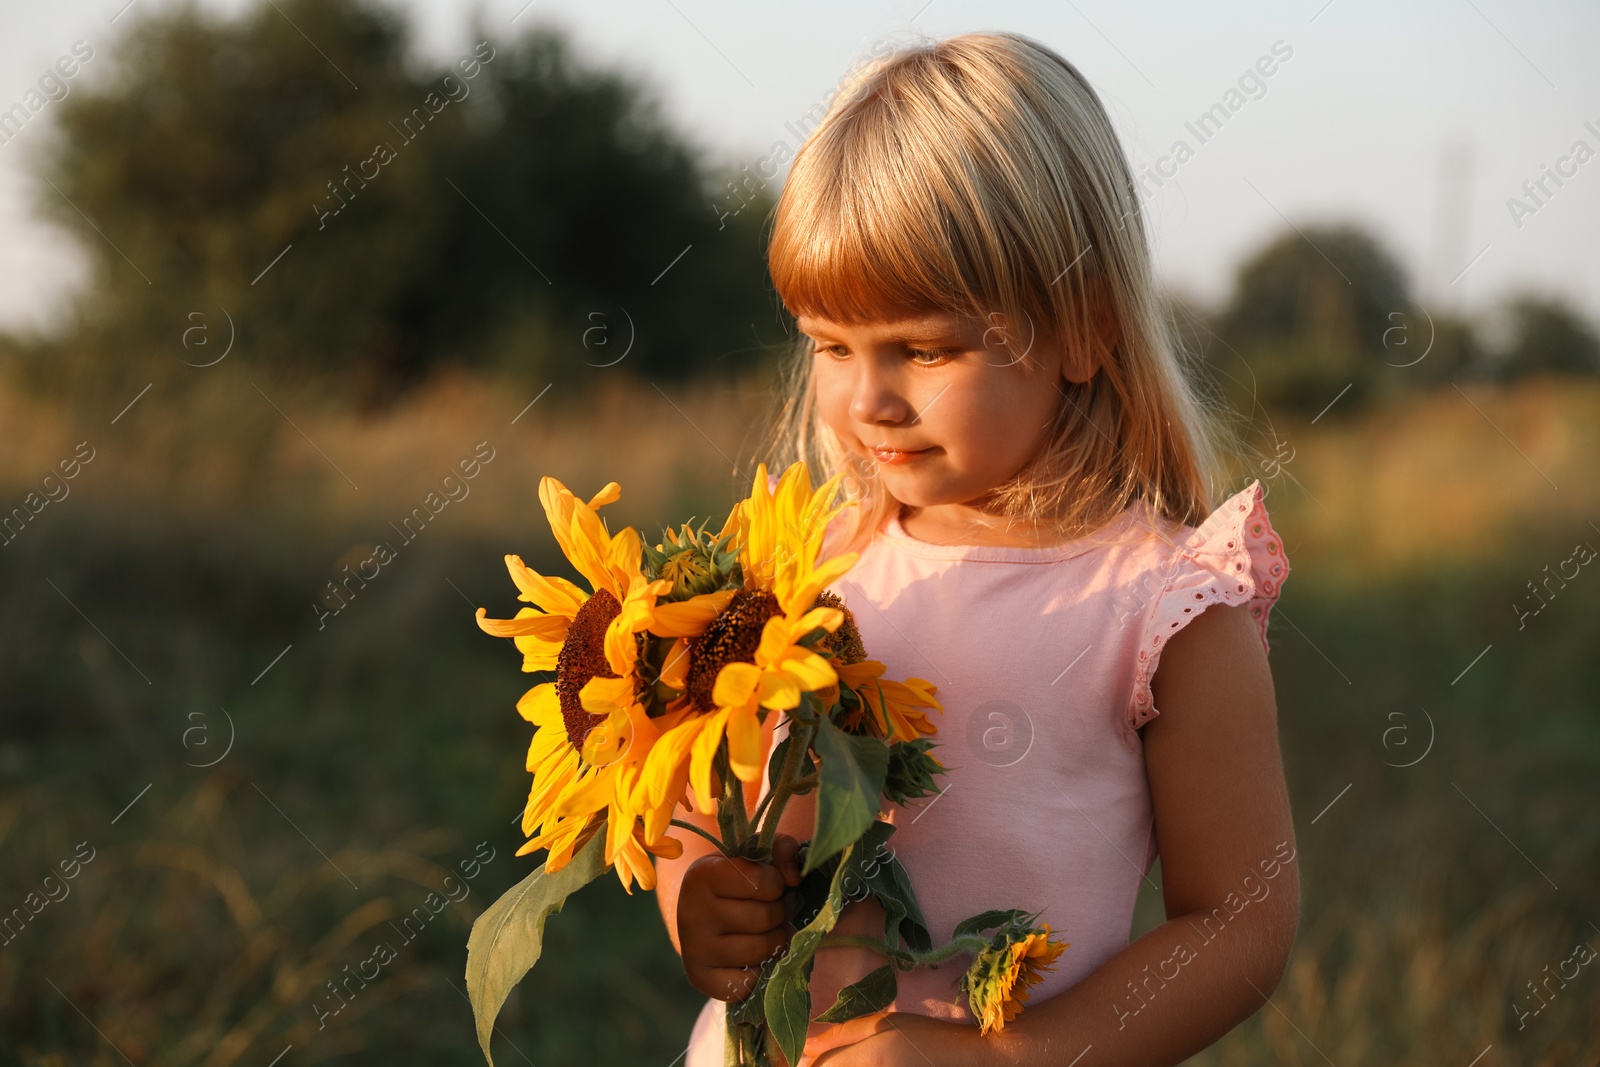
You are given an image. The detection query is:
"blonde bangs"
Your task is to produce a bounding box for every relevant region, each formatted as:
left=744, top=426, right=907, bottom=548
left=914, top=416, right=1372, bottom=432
left=768, top=50, right=1085, bottom=338
left=770, top=115, right=1003, bottom=327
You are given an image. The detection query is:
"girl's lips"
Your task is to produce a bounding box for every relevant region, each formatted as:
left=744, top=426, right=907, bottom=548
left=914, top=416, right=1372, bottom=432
left=870, top=446, right=933, bottom=465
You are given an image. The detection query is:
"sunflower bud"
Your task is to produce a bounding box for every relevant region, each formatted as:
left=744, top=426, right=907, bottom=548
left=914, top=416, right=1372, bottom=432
left=957, top=916, right=1068, bottom=1035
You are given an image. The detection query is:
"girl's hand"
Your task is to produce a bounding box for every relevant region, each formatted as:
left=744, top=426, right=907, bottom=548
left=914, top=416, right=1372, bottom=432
left=677, top=833, right=804, bottom=1002
left=806, top=1013, right=981, bottom=1067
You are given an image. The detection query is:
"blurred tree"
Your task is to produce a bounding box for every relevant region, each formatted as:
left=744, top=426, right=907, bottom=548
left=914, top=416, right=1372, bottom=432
left=420, top=24, right=780, bottom=393
left=1488, top=293, right=1600, bottom=379
left=1398, top=309, right=1483, bottom=386
left=21, top=0, right=778, bottom=403
left=1210, top=223, right=1411, bottom=413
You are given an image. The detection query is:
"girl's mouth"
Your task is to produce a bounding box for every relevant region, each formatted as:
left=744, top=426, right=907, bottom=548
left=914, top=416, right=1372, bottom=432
left=870, top=445, right=933, bottom=465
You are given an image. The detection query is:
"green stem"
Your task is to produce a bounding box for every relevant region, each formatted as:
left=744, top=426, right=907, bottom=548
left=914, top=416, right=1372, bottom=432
left=816, top=932, right=989, bottom=969
left=912, top=933, right=989, bottom=967
left=817, top=934, right=894, bottom=955
left=756, top=716, right=816, bottom=856
left=670, top=818, right=732, bottom=855
left=715, top=744, right=751, bottom=850
left=748, top=721, right=814, bottom=831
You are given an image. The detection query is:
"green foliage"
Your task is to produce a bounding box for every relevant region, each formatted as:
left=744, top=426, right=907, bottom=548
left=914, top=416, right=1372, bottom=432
left=1210, top=223, right=1411, bottom=412
left=759, top=822, right=931, bottom=1057
left=882, top=737, right=944, bottom=806
left=23, top=0, right=778, bottom=403
left=761, top=837, right=855, bottom=1066
left=805, top=715, right=889, bottom=874
left=951, top=908, right=1031, bottom=941
left=813, top=964, right=896, bottom=1023
left=1200, top=224, right=1599, bottom=419
left=464, top=829, right=608, bottom=1067
left=640, top=518, right=741, bottom=599
left=1489, top=293, right=1600, bottom=379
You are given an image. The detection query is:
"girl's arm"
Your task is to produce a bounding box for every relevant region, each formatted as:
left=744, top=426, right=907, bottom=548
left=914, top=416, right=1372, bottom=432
left=654, top=801, right=726, bottom=957
left=812, top=601, right=1300, bottom=1067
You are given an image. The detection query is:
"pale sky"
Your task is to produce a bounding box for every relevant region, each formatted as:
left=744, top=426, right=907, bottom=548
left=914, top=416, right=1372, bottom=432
left=2, top=0, right=1597, bottom=335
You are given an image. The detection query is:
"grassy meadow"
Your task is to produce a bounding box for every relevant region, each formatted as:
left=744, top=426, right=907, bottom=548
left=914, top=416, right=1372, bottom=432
left=0, top=364, right=1596, bottom=1065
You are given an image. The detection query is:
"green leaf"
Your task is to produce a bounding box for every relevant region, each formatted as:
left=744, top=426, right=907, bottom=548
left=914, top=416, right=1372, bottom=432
left=805, top=717, right=888, bottom=875
left=814, top=964, right=897, bottom=1023
left=951, top=908, right=1028, bottom=941
left=764, top=733, right=792, bottom=804
left=464, top=830, right=609, bottom=1066
left=841, top=821, right=930, bottom=955
left=765, top=839, right=857, bottom=1066
left=726, top=949, right=784, bottom=1029
left=881, top=845, right=932, bottom=953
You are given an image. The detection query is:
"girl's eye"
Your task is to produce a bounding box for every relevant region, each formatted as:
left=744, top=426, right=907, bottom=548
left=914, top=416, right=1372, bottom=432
left=809, top=342, right=954, bottom=364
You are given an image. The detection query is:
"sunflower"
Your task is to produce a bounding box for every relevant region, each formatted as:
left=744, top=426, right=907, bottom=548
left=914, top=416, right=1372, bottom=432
left=632, top=462, right=861, bottom=832
left=803, top=588, right=944, bottom=744
left=837, top=660, right=943, bottom=742
left=474, top=476, right=730, bottom=893
left=962, top=924, right=1069, bottom=1035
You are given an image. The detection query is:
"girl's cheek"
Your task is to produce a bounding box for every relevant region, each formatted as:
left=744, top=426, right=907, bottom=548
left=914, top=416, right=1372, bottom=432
left=813, top=368, right=854, bottom=429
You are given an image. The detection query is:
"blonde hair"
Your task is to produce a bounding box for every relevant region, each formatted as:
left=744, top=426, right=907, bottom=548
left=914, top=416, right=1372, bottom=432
left=757, top=30, right=1227, bottom=559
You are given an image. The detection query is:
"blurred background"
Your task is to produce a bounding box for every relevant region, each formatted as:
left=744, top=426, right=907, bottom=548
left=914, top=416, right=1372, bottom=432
left=0, top=0, right=1596, bottom=1064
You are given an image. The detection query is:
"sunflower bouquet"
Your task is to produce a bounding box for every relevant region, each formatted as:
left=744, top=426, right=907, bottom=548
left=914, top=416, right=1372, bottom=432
left=464, top=461, right=1066, bottom=1067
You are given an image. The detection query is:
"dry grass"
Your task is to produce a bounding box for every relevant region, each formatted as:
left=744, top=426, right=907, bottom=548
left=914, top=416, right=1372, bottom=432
left=1, top=367, right=1596, bottom=1064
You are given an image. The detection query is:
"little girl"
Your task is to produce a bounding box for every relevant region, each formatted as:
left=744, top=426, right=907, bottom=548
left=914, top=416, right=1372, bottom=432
left=655, top=30, right=1298, bottom=1067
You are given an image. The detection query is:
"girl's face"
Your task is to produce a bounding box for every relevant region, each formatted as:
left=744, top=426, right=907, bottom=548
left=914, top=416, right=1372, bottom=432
left=799, top=309, right=1097, bottom=535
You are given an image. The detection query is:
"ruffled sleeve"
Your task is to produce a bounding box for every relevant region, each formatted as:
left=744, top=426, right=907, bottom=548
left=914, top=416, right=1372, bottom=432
left=1127, top=479, right=1290, bottom=733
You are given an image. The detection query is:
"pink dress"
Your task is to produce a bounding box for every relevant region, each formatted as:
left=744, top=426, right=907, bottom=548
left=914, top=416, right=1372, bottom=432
left=683, top=480, right=1290, bottom=1065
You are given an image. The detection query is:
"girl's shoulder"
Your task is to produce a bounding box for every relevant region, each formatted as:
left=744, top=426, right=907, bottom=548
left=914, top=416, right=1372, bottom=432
left=1144, top=479, right=1290, bottom=637
left=1125, top=479, right=1291, bottom=731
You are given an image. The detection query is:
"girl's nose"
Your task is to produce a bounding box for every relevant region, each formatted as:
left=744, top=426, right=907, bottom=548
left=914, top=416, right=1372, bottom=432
left=848, top=362, right=913, bottom=425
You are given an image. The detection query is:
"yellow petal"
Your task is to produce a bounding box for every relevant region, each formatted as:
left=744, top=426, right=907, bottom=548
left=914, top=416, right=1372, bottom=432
left=516, top=638, right=561, bottom=673
left=515, top=682, right=560, bottom=724
left=649, top=589, right=738, bottom=637
left=791, top=605, right=844, bottom=635
left=580, top=713, right=631, bottom=768
left=753, top=616, right=792, bottom=667
left=755, top=669, right=800, bottom=711
left=476, top=606, right=570, bottom=639
left=775, top=646, right=838, bottom=693
left=563, top=509, right=617, bottom=597
left=606, top=526, right=645, bottom=591
left=603, top=614, right=641, bottom=677
left=711, top=661, right=762, bottom=709
left=643, top=831, right=683, bottom=860
left=689, top=707, right=731, bottom=814
left=658, top=637, right=691, bottom=688
left=587, top=481, right=622, bottom=510
left=503, top=554, right=586, bottom=616
left=553, top=767, right=614, bottom=818
left=725, top=704, right=766, bottom=781
left=578, top=675, right=632, bottom=717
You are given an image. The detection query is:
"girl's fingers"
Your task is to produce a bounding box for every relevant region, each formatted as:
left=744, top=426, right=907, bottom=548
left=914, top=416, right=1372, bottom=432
left=703, top=929, right=791, bottom=969
left=772, top=833, right=804, bottom=886
left=709, top=856, right=788, bottom=901
left=713, top=895, right=789, bottom=935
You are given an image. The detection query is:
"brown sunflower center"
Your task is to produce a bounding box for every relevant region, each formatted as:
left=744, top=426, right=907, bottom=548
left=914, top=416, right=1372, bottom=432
left=813, top=590, right=865, bottom=665
left=556, top=588, right=621, bottom=750
left=685, top=589, right=782, bottom=712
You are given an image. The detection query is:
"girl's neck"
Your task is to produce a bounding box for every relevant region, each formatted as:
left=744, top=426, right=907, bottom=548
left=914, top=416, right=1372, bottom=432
left=895, top=501, right=1098, bottom=549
